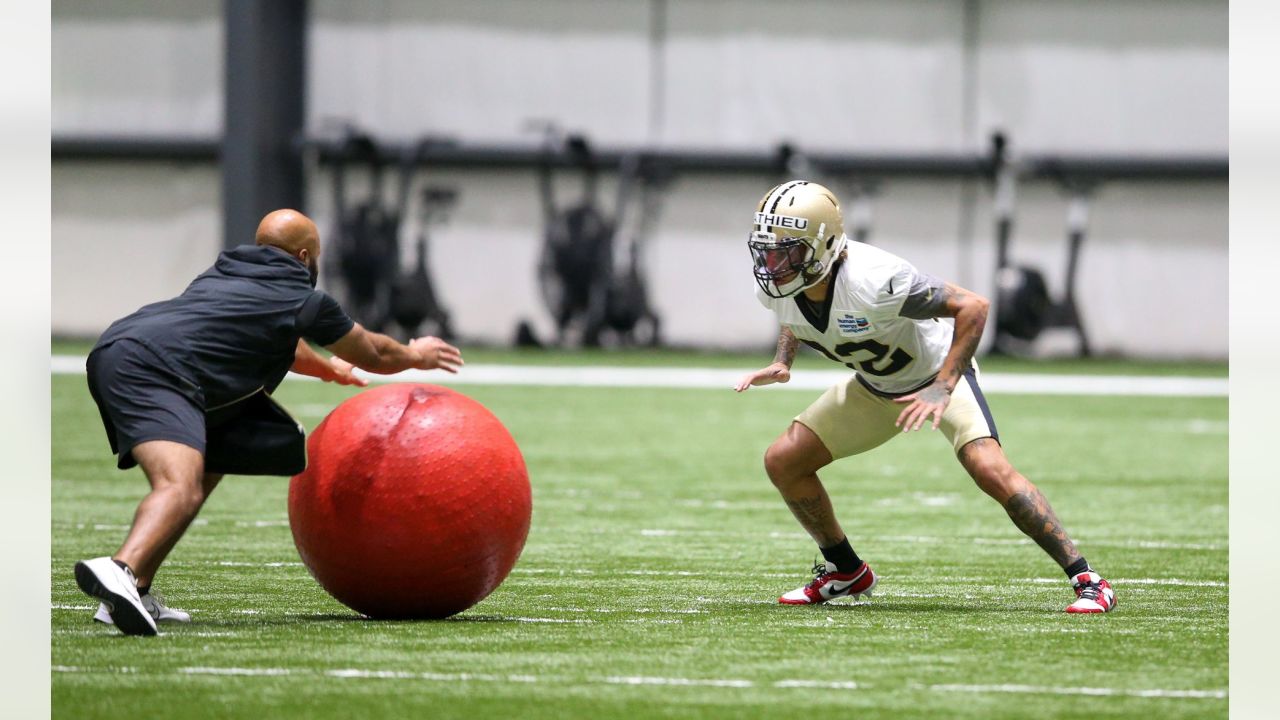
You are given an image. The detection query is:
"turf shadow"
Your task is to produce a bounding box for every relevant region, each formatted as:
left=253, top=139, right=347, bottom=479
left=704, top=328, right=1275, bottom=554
left=815, top=599, right=1054, bottom=615
left=187, top=612, right=537, bottom=629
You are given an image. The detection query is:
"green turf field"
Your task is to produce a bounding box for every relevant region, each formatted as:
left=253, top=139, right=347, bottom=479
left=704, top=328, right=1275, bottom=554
left=51, top=359, right=1228, bottom=719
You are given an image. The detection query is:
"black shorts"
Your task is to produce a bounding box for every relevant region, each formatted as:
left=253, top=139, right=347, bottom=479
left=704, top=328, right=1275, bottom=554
left=87, top=340, right=306, bottom=475
left=87, top=340, right=207, bottom=469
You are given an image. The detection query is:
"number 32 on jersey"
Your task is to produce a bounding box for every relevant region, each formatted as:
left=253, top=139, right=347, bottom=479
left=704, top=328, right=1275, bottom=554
left=802, top=338, right=915, bottom=377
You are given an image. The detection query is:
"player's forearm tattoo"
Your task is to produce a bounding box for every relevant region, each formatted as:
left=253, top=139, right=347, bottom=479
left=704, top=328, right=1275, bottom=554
left=773, top=327, right=798, bottom=368
left=784, top=495, right=843, bottom=547
left=1002, top=489, right=1081, bottom=568
left=939, top=284, right=986, bottom=388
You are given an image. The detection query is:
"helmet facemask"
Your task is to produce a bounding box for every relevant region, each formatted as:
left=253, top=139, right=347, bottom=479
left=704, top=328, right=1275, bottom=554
left=748, top=225, right=829, bottom=299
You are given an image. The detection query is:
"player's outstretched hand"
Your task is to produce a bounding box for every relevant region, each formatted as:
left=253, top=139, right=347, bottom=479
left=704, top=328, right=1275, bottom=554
left=327, top=356, right=369, bottom=387
left=734, top=362, right=791, bottom=392
left=893, top=382, right=951, bottom=432
left=410, top=336, right=464, bottom=374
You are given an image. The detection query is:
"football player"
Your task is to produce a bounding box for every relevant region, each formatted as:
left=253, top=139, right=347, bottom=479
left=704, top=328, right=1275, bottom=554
left=734, top=180, right=1114, bottom=613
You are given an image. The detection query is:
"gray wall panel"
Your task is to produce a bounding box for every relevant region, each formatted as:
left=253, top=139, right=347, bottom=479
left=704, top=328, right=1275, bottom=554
left=50, top=0, right=1228, bottom=357
left=976, top=0, right=1227, bottom=153
left=309, top=0, right=653, bottom=143
left=52, top=0, right=222, bottom=135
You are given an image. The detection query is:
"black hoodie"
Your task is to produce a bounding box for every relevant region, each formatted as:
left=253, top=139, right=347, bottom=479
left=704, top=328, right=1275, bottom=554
left=94, top=244, right=354, bottom=409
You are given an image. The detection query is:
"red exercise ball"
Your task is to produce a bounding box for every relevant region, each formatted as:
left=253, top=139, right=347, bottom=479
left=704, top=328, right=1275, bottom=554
left=289, top=383, right=531, bottom=619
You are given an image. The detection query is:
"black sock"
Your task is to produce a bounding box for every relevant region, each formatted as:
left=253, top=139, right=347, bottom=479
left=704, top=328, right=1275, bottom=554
left=136, top=583, right=151, bottom=597
left=112, top=559, right=132, bottom=574
left=1064, top=557, right=1090, bottom=579
left=819, top=537, right=863, bottom=573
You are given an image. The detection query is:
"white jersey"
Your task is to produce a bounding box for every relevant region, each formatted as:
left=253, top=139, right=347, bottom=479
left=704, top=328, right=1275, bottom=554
left=756, top=241, right=953, bottom=395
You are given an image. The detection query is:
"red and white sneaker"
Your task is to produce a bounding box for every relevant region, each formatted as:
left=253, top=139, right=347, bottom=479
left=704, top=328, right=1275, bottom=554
left=779, top=561, right=877, bottom=605
left=1066, top=571, right=1116, bottom=613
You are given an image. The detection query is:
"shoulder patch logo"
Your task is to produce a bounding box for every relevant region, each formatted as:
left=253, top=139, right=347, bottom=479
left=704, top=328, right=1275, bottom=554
left=837, top=314, right=872, bottom=335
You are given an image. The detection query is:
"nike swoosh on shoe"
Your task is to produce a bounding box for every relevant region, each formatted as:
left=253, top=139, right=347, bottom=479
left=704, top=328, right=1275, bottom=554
left=824, top=580, right=855, bottom=596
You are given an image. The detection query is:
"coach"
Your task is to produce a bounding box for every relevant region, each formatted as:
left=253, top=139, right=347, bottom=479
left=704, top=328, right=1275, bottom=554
left=74, top=209, right=463, bottom=636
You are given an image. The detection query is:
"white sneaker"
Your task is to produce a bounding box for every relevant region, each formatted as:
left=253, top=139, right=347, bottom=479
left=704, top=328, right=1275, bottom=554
left=94, top=593, right=191, bottom=625
left=74, top=557, right=158, bottom=636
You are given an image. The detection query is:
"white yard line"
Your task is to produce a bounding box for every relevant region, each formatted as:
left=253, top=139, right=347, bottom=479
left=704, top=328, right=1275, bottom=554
left=774, top=679, right=860, bottom=690
left=181, top=667, right=292, bottom=676
left=50, top=665, right=1224, bottom=700
left=876, top=535, right=1226, bottom=552
left=605, top=676, right=755, bottom=688
left=1021, top=577, right=1227, bottom=588
left=327, top=669, right=539, bottom=683
left=923, top=683, right=1226, bottom=699
left=50, top=355, right=1227, bottom=397
left=655, top=530, right=1225, bottom=553
left=510, top=567, right=1229, bottom=588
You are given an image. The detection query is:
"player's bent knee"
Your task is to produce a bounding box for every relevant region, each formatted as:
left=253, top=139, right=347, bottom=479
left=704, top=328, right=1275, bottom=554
left=971, top=461, right=1022, bottom=500
left=764, top=440, right=811, bottom=487
left=764, top=434, right=829, bottom=488
left=958, top=439, right=1021, bottom=499
left=763, top=441, right=792, bottom=485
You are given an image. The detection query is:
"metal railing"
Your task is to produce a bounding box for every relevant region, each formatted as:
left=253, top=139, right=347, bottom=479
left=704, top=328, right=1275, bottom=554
left=51, top=134, right=1227, bottom=182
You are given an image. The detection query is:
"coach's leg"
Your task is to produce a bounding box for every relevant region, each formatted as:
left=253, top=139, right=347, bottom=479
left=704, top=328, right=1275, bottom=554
left=957, top=438, right=1081, bottom=570
left=130, top=471, right=223, bottom=590
left=113, top=440, right=210, bottom=583
left=764, top=421, right=842, bottom=546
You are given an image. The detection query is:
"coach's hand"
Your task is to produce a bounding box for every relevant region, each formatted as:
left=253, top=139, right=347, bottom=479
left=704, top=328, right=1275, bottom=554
left=893, top=381, right=952, bottom=432
left=326, top=356, right=369, bottom=387
left=734, top=362, right=791, bottom=392
left=410, top=336, right=464, bottom=374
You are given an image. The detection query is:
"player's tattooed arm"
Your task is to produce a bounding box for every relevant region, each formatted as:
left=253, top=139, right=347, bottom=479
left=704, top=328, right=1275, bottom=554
left=734, top=326, right=796, bottom=392
left=892, top=281, right=989, bottom=431
left=773, top=326, right=798, bottom=368
left=921, top=282, right=989, bottom=393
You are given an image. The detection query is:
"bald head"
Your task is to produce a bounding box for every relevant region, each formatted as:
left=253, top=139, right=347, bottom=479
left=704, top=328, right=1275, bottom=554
left=255, top=209, right=319, bottom=257
left=256, top=209, right=320, bottom=285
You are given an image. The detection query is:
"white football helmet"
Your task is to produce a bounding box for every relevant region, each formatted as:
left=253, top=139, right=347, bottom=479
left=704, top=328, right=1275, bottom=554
left=748, top=180, right=846, bottom=298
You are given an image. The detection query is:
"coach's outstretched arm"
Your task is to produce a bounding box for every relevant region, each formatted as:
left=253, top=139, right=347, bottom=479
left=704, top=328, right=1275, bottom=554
left=291, top=339, right=369, bottom=386
left=326, top=324, right=464, bottom=375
